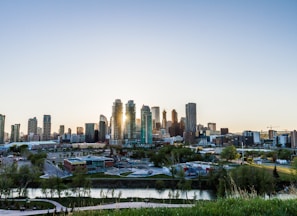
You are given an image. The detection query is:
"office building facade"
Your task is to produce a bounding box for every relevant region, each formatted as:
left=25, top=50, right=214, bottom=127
left=28, top=117, right=38, bottom=136
left=85, top=123, right=98, bottom=143
left=141, top=105, right=152, bottom=144
left=185, top=103, right=197, bottom=133
left=43, top=115, right=51, bottom=141
left=208, top=122, right=216, bottom=131
left=162, top=110, right=167, bottom=129
left=99, top=115, right=108, bottom=142
left=111, top=99, right=123, bottom=144
left=0, top=114, right=5, bottom=144
left=151, top=106, right=160, bottom=131
left=59, top=125, right=65, bottom=136
left=10, top=124, right=20, bottom=142
left=124, top=100, right=136, bottom=140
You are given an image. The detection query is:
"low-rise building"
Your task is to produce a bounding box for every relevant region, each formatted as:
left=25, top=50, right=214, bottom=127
left=64, top=155, right=114, bottom=174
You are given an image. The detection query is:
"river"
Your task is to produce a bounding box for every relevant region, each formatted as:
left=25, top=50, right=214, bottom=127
left=22, top=188, right=215, bottom=200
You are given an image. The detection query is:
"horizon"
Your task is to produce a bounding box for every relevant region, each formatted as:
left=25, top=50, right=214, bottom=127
left=1, top=0, right=296, bottom=134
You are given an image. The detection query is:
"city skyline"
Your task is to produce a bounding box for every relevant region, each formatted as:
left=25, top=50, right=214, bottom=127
left=1, top=1, right=296, bottom=133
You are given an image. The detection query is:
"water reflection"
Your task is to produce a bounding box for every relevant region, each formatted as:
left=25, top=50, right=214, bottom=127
left=25, top=188, right=215, bottom=200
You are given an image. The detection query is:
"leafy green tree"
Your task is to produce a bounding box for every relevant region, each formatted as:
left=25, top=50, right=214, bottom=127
left=278, top=149, right=292, bottom=161
left=28, top=152, right=47, bottom=172
left=221, top=145, right=239, bottom=162
left=0, top=174, right=13, bottom=199
left=230, top=166, right=275, bottom=196
left=16, top=165, right=34, bottom=197
left=71, top=166, right=90, bottom=197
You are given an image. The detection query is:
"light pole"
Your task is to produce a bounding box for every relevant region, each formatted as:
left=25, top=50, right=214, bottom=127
left=241, top=141, right=244, bottom=165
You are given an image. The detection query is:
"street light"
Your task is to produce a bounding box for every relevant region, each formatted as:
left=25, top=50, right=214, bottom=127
left=241, top=141, right=244, bottom=165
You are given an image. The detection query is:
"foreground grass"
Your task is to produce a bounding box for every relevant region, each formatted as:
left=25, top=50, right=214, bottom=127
left=72, top=198, right=297, bottom=216
left=51, top=197, right=193, bottom=208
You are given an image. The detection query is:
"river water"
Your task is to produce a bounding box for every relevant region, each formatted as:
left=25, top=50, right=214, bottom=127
left=23, top=188, right=215, bottom=200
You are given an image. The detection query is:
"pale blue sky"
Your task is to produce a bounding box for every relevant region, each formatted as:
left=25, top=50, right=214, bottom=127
left=0, top=0, right=296, bottom=134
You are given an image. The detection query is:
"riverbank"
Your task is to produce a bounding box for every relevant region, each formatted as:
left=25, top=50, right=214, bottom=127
left=88, top=177, right=210, bottom=189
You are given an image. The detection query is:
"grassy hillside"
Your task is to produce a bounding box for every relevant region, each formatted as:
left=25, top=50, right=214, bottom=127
left=72, top=198, right=297, bottom=216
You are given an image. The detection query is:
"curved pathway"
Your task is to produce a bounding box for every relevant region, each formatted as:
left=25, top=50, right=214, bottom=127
left=0, top=199, right=194, bottom=216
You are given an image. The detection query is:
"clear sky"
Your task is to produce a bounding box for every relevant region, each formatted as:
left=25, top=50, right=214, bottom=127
left=0, top=0, right=296, bottom=134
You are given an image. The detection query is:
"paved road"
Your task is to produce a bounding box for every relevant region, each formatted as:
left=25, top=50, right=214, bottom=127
left=0, top=199, right=194, bottom=216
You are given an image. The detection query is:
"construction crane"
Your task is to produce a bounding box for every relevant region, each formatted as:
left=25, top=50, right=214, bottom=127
left=267, top=126, right=279, bottom=130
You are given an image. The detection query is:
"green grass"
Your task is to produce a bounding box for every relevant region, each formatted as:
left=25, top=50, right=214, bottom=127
left=0, top=200, right=54, bottom=210
left=251, top=163, right=296, bottom=181
left=51, top=197, right=194, bottom=208
left=72, top=198, right=297, bottom=216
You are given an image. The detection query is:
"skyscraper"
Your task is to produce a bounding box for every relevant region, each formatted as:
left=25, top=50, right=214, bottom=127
left=111, top=99, right=123, bottom=145
left=0, top=114, right=5, bottom=144
left=99, top=115, right=108, bottom=142
left=172, top=109, right=178, bottom=124
left=141, top=105, right=152, bottom=144
left=185, top=103, right=197, bottom=144
left=185, top=103, right=197, bottom=133
left=77, top=127, right=84, bottom=135
left=28, top=117, right=38, bottom=136
left=207, top=122, right=216, bottom=131
left=10, top=124, right=20, bottom=142
left=169, top=109, right=179, bottom=137
left=162, top=110, right=167, bottom=129
left=151, top=106, right=160, bottom=130
left=43, top=115, right=51, bottom=141
left=85, top=123, right=98, bottom=143
left=59, top=125, right=65, bottom=136
left=291, top=130, right=297, bottom=148
left=124, top=100, right=136, bottom=140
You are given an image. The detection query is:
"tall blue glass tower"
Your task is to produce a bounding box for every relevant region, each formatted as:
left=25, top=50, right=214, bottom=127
left=141, top=105, right=152, bottom=144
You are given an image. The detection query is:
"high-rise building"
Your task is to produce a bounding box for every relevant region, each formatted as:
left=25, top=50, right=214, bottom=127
left=151, top=106, right=160, bottom=130
left=59, top=125, right=65, bottom=136
left=185, top=103, right=197, bottom=144
left=268, top=130, right=277, bottom=140
left=141, top=105, right=152, bottom=144
left=124, top=100, right=136, bottom=140
left=136, top=118, right=141, bottom=140
left=28, top=117, right=38, bottom=136
left=85, top=123, right=98, bottom=143
left=68, top=128, right=71, bottom=135
left=111, top=99, right=123, bottom=144
left=10, top=124, right=20, bottom=142
left=172, top=109, right=178, bottom=124
left=291, top=130, right=297, bottom=148
left=185, top=103, right=197, bottom=133
left=0, top=114, right=5, bottom=144
left=162, top=110, right=167, bottom=129
left=169, top=109, right=182, bottom=137
left=77, top=127, right=84, bottom=135
left=208, top=122, right=216, bottom=131
left=221, top=128, right=229, bottom=135
left=99, top=115, right=108, bottom=142
left=43, top=115, right=51, bottom=141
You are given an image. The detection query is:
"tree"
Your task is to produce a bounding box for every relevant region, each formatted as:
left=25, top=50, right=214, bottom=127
left=273, top=165, right=279, bottom=179
left=221, top=145, right=239, bottom=162
left=230, top=166, right=275, bottom=196
left=16, top=165, right=34, bottom=197
left=71, top=166, right=89, bottom=197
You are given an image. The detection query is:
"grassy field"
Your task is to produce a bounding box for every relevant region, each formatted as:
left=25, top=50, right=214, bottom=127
left=72, top=198, right=297, bottom=216
left=0, top=200, right=54, bottom=210
left=251, top=163, right=296, bottom=181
